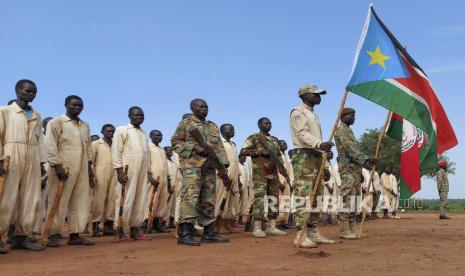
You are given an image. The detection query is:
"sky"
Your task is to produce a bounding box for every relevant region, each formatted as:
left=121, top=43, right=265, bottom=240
left=1, top=1, right=464, bottom=199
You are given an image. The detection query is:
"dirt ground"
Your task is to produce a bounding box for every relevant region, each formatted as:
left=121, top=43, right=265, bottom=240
left=1, top=212, right=464, bottom=276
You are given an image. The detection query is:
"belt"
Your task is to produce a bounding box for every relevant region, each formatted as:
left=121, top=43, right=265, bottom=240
left=293, top=148, right=322, bottom=158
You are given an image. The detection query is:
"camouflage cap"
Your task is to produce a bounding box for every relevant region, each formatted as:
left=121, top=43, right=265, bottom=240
left=298, top=84, right=326, bottom=96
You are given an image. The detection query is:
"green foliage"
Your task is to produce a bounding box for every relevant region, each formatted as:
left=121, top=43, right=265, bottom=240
left=358, top=128, right=401, bottom=176
left=408, top=199, right=465, bottom=212
left=422, top=154, right=456, bottom=178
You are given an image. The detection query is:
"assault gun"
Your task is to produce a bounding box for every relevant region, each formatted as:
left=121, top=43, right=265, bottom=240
left=256, top=135, right=290, bottom=184
left=188, top=127, right=232, bottom=191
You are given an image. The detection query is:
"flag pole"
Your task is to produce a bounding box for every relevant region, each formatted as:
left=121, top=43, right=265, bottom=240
left=296, top=90, right=349, bottom=248
left=358, top=110, right=392, bottom=238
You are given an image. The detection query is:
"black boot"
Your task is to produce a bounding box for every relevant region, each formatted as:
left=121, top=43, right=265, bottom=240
left=190, top=224, right=202, bottom=237
left=47, top=234, right=61, bottom=247
left=7, top=224, right=15, bottom=244
left=103, top=221, right=116, bottom=236
left=201, top=223, right=229, bottom=243
left=68, top=233, right=96, bottom=246
left=93, top=222, right=103, bottom=237
left=140, top=219, right=148, bottom=230
left=11, top=235, right=45, bottom=251
left=178, top=223, right=200, bottom=246
left=244, top=220, right=253, bottom=232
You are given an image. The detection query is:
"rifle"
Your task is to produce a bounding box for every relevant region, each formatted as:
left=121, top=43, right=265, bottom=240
left=146, top=176, right=160, bottom=234
left=42, top=167, right=69, bottom=245
left=244, top=204, right=254, bottom=232
left=256, top=135, right=290, bottom=184
left=0, top=156, right=11, bottom=204
left=214, top=184, right=232, bottom=232
left=188, top=127, right=232, bottom=191
left=115, top=165, right=129, bottom=242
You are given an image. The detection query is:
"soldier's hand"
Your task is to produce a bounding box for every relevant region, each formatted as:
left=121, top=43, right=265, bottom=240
left=55, top=164, right=69, bottom=182
left=168, top=184, right=174, bottom=194
left=148, top=173, right=159, bottom=189
left=329, top=187, right=334, bottom=195
left=40, top=162, right=47, bottom=177
left=117, top=168, right=128, bottom=185
left=324, top=169, right=331, bottom=182
left=193, top=145, right=207, bottom=156
left=326, top=151, right=334, bottom=160
left=318, top=142, right=334, bottom=152
left=261, top=150, right=271, bottom=158
left=218, top=170, right=228, bottom=179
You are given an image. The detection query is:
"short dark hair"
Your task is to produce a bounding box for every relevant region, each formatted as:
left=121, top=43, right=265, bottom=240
left=15, top=79, right=36, bottom=91
left=128, top=106, right=143, bottom=115
left=7, top=99, right=15, bottom=105
left=190, top=98, right=206, bottom=110
left=65, top=95, right=83, bottom=105
left=220, top=123, right=233, bottom=134
left=258, top=117, right=269, bottom=125
left=101, top=124, right=115, bottom=132
left=150, top=129, right=162, bottom=136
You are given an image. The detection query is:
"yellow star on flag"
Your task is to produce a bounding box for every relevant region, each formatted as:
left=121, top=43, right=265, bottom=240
left=367, top=45, right=390, bottom=68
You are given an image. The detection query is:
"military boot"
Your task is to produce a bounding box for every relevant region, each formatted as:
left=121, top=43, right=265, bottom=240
left=339, top=221, right=357, bottom=240
left=307, top=226, right=335, bottom=244
left=252, top=221, right=266, bottom=238
left=190, top=224, right=202, bottom=237
left=46, top=234, right=61, bottom=247
left=103, top=220, right=116, bottom=236
left=201, top=223, right=229, bottom=243
left=130, top=227, right=152, bottom=241
left=244, top=219, right=253, bottom=232
left=177, top=223, right=200, bottom=246
left=67, top=233, right=96, bottom=246
left=11, top=235, right=46, bottom=251
left=294, top=230, right=317, bottom=248
left=92, top=222, right=103, bottom=237
left=265, top=220, right=287, bottom=236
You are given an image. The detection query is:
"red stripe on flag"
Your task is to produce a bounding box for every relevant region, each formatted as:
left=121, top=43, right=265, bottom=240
left=394, top=58, right=458, bottom=154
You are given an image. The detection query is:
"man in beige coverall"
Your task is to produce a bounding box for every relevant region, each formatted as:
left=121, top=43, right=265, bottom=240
left=0, top=79, right=46, bottom=253
left=147, top=129, right=171, bottom=233
left=45, top=95, right=95, bottom=247
left=112, top=106, right=156, bottom=241
left=91, top=124, right=117, bottom=237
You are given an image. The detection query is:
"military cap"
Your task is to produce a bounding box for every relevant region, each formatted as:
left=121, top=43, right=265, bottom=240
left=341, top=107, right=356, bottom=116
left=298, top=84, right=326, bottom=96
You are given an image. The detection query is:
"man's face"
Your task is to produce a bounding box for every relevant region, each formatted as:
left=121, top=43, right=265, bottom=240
left=165, top=147, right=173, bottom=158
left=150, top=131, right=163, bottom=144
left=102, top=127, right=115, bottom=140
left=222, top=125, right=235, bottom=139
left=66, top=98, right=84, bottom=117
left=278, top=141, right=288, bottom=151
left=129, top=108, right=145, bottom=126
left=259, top=119, right=272, bottom=133
left=239, top=155, right=246, bottom=164
left=191, top=100, right=208, bottom=119
left=302, top=93, right=321, bottom=105
left=342, top=112, right=355, bottom=126
left=16, top=82, right=37, bottom=103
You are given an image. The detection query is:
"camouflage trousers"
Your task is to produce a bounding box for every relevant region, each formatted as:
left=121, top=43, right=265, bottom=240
left=339, top=166, right=362, bottom=223
left=291, top=151, right=323, bottom=230
left=437, top=181, right=449, bottom=216
left=252, top=171, right=280, bottom=220
left=178, top=166, right=216, bottom=226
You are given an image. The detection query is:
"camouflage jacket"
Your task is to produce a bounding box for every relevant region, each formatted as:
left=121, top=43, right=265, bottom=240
left=170, top=115, right=229, bottom=169
left=334, top=123, right=367, bottom=170
left=240, top=132, right=282, bottom=175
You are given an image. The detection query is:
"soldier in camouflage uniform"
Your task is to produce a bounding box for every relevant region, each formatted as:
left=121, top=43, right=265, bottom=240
left=289, top=84, right=335, bottom=248
left=437, top=160, right=450, bottom=220
left=239, top=117, right=287, bottom=238
left=171, top=98, right=230, bottom=246
left=334, top=108, right=376, bottom=239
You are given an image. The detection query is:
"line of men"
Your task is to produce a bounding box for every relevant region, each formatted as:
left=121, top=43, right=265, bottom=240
left=0, top=80, right=406, bottom=254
